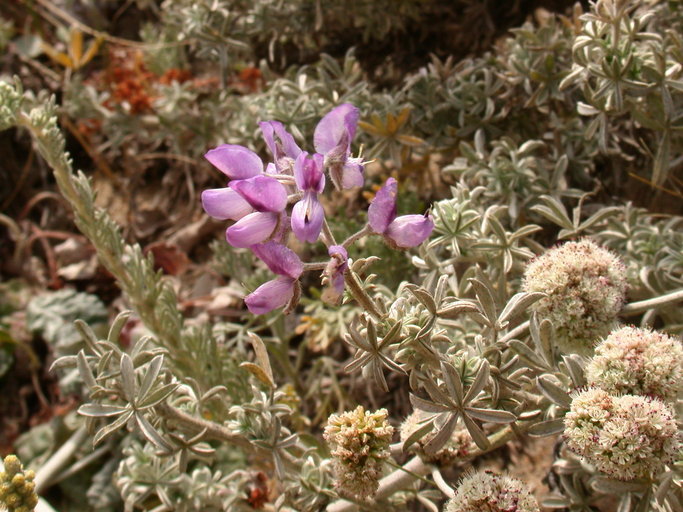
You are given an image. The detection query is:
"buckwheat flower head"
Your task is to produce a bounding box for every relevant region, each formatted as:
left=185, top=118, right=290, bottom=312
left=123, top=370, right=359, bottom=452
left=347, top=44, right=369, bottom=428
left=323, top=406, right=394, bottom=500
left=522, top=239, right=627, bottom=354
left=444, top=471, right=539, bottom=512
left=399, top=411, right=474, bottom=465
left=586, top=326, right=683, bottom=402
left=0, top=455, right=39, bottom=512
left=564, top=388, right=679, bottom=480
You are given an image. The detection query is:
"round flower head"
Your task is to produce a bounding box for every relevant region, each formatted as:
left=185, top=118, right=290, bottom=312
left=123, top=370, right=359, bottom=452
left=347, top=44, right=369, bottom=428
left=444, top=471, right=539, bottom=512
left=564, top=389, right=679, bottom=480
left=586, top=326, right=683, bottom=402
left=399, top=411, right=474, bottom=465
left=0, top=455, right=39, bottom=512
left=522, top=239, right=627, bottom=355
left=323, top=406, right=393, bottom=500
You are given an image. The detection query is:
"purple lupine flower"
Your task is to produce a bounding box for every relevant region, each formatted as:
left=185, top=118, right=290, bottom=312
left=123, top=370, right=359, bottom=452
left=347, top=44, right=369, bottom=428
left=225, top=175, right=288, bottom=248
left=260, top=121, right=302, bottom=174
left=245, top=242, right=304, bottom=314
left=368, top=178, right=434, bottom=249
left=322, top=245, right=348, bottom=304
left=291, top=152, right=326, bottom=243
left=314, top=103, right=364, bottom=190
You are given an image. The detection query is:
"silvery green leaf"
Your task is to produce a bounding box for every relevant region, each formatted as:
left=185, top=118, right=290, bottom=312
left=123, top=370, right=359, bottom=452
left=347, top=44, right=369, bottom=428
left=541, top=496, right=570, bottom=509
left=528, top=418, right=566, bottom=437
left=655, top=472, right=673, bottom=504
left=440, top=361, right=464, bottom=406
left=464, top=359, right=489, bottom=404
left=138, top=355, right=164, bottom=400
left=423, top=376, right=454, bottom=407
left=93, top=411, right=133, bottom=445
left=536, top=375, right=571, bottom=408
left=75, top=320, right=100, bottom=354
left=530, top=196, right=573, bottom=230
left=406, top=284, right=437, bottom=315
left=247, top=331, right=274, bottom=387
left=592, top=477, right=650, bottom=494
left=135, top=412, right=171, bottom=451
left=50, top=354, right=78, bottom=371
left=578, top=206, right=620, bottom=231
left=530, top=315, right=555, bottom=366
left=137, top=382, right=178, bottom=409
left=469, top=278, right=497, bottom=324
left=462, top=414, right=489, bottom=450
left=497, top=292, right=545, bottom=326
left=437, top=301, right=479, bottom=319
left=465, top=407, right=515, bottom=424
left=509, top=340, right=549, bottom=370
left=561, top=354, right=585, bottom=388
left=410, top=394, right=450, bottom=414
left=401, top=418, right=434, bottom=453
left=78, top=403, right=128, bottom=417
left=119, top=353, right=136, bottom=402
left=77, top=350, right=97, bottom=390
left=423, top=414, right=458, bottom=455
left=107, top=311, right=131, bottom=344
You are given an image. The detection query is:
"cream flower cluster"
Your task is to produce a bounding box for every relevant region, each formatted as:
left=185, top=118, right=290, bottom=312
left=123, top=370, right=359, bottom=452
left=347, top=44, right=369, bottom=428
left=523, top=239, right=627, bottom=354
left=323, top=406, right=394, bottom=500
left=586, top=326, right=683, bottom=402
left=444, top=471, right=540, bottom=512
left=0, top=455, right=39, bottom=512
left=564, top=389, right=679, bottom=480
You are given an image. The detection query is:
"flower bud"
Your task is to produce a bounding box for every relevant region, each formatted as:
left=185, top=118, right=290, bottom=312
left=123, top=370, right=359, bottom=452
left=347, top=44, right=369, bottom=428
left=1, top=455, right=38, bottom=512
left=522, top=239, right=627, bottom=355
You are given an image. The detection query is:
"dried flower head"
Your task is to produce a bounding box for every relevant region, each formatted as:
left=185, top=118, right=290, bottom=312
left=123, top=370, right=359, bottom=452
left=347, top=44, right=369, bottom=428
left=0, top=455, right=39, bottom=512
left=323, top=406, right=394, bottom=500
left=444, top=471, right=540, bottom=512
left=564, top=388, right=679, bottom=480
left=522, top=239, right=627, bottom=354
left=586, top=326, right=683, bottom=402
left=399, top=411, right=474, bottom=464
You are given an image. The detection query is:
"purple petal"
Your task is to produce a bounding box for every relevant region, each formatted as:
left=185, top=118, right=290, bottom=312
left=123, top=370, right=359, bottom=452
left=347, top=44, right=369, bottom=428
left=205, top=145, right=263, bottom=179
left=245, top=276, right=296, bottom=315
left=294, top=152, right=325, bottom=193
left=314, top=103, right=359, bottom=154
left=368, top=178, right=398, bottom=233
left=251, top=241, right=304, bottom=279
left=260, top=121, right=302, bottom=162
left=230, top=175, right=288, bottom=212
left=341, top=159, right=365, bottom=189
left=226, top=212, right=279, bottom=248
left=291, top=192, right=325, bottom=243
left=386, top=214, right=435, bottom=248
left=201, top=187, right=253, bottom=220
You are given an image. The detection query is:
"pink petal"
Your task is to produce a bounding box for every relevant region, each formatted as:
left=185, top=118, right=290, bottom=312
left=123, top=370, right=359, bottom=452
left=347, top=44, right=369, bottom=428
left=313, top=103, right=359, bottom=154
left=368, top=178, right=398, bottom=233
left=245, top=276, right=296, bottom=315
left=201, top=187, right=253, bottom=220
left=291, top=192, right=325, bottom=243
left=226, top=212, right=279, bottom=248
left=230, top=175, right=288, bottom=212
left=386, top=214, right=434, bottom=248
left=205, top=145, right=263, bottom=179
left=251, top=241, right=304, bottom=279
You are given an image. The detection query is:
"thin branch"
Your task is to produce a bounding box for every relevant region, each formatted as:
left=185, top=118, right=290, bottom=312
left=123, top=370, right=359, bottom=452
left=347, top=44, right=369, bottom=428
left=621, top=288, right=683, bottom=316
left=34, top=426, right=89, bottom=494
